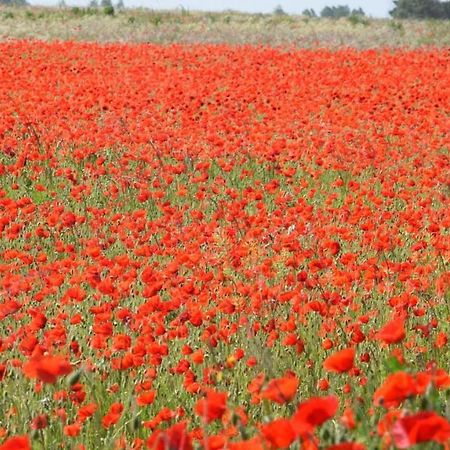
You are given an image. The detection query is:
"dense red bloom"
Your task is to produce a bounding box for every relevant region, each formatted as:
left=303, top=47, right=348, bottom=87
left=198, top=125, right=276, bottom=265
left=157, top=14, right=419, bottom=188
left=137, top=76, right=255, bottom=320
left=77, top=403, right=98, bottom=422
left=0, top=41, right=448, bottom=449
left=261, top=418, right=296, bottom=449
left=392, top=412, right=450, bottom=448
left=195, top=389, right=227, bottom=423
left=22, top=355, right=72, bottom=384
left=31, top=414, right=49, bottom=430
left=202, top=435, right=226, bottom=450
left=137, top=390, right=156, bottom=406
left=190, top=349, right=204, bottom=365
left=323, top=348, right=355, bottom=373
left=376, top=316, right=406, bottom=344
left=373, top=372, right=417, bottom=407
left=260, top=374, right=299, bottom=404
left=325, top=443, right=366, bottom=450
left=64, top=422, right=82, bottom=437
left=291, top=396, right=339, bottom=436
left=228, top=436, right=264, bottom=450
left=147, top=421, right=193, bottom=450
left=341, top=406, right=356, bottom=430
left=0, top=436, right=30, bottom=450
left=102, top=403, right=124, bottom=428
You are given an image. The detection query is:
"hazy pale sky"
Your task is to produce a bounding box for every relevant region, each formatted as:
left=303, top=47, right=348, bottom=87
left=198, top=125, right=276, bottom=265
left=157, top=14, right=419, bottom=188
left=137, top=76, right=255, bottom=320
left=30, top=0, right=395, bottom=18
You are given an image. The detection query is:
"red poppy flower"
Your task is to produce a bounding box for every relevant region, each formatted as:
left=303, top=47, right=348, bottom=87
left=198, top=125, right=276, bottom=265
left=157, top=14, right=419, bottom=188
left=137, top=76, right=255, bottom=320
left=341, top=406, right=356, bottom=430
left=147, top=421, right=193, bottom=450
left=202, top=435, right=226, bottom=450
left=23, top=355, right=72, bottom=384
left=291, top=395, right=339, bottom=436
left=325, top=443, right=366, bottom=450
left=195, top=389, right=227, bottom=423
left=64, top=422, right=82, bottom=437
left=31, top=414, right=48, bottom=430
left=261, top=418, right=296, bottom=449
left=77, top=403, right=97, bottom=422
left=376, top=316, right=406, bottom=344
left=0, top=435, right=30, bottom=450
left=373, top=372, right=417, bottom=407
left=260, top=374, right=299, bottom=404
left=102, top=403, right=124, bottom=428
left=137, top=390, right=156, bottom=406
left=392, top=411, right=450, bottom=448
left=228, top=436, right=264, bottom=450
left=323, top=348, right=355, bottom=373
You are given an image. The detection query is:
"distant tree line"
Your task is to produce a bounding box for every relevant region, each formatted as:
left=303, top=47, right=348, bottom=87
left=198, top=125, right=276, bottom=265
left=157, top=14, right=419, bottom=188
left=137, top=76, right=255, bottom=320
left=0, top=0, right=28, bottom=5
left=300, top=0, right=450, bottom=19
left=88, top=0, right=124, bottom=9
left=0, top=0, right=124, bottom=8
left=1, top=0, right=449, bottom=20
left=301, top=5, right=366, bottom=18
left=276, top=4, right=365, bottom=18
left=322, top=5, right=365, bottom=18
left=390, top=0, right=450, bottom=19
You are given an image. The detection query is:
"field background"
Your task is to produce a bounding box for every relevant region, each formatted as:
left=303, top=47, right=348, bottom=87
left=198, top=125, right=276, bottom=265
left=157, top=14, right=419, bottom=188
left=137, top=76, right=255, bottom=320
left=1, top=6, right=450, bottom=47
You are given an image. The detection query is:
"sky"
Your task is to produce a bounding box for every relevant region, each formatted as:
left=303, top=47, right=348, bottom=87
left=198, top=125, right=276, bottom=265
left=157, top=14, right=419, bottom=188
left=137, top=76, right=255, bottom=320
left=29, top=0, right=395, bottom=18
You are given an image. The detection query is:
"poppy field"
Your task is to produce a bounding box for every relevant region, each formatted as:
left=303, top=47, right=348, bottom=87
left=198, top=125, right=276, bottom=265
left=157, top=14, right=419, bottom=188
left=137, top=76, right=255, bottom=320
left=0, top=41, right=449, bottom=449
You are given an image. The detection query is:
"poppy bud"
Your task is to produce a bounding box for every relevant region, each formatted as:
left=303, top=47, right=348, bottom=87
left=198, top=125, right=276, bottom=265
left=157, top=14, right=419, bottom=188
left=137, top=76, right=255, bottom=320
left=67, top=369, right=83, bottom=387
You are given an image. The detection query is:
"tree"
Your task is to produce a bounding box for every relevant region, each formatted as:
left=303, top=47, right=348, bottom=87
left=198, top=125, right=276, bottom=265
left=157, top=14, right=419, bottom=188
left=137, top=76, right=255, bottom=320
left=302, top=8, right=317, bottom=17
left=0, top=0, right=28, bottom=5
left=320, top=5, right=351, bottom=18
left=390, top=0, right=450, bottom=19
left=273, top=4, right=287, bottom=16
left=351, top=7, right=365, bottom=16
left=320, top=5, right=366, bottom=18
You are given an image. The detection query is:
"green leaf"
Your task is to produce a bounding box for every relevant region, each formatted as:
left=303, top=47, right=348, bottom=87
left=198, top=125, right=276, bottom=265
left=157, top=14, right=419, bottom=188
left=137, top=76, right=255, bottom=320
left=385, top=355, right=403, bottom=373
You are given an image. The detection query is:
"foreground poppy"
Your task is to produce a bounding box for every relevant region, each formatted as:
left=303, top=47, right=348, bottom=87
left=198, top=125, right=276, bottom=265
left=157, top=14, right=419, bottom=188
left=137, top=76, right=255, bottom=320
left=373, top=372, right=417, bottom=407
left=260, top=374, right=300, bottom=404
left=323, top=348, right=355, bottom=373
left=291, top=396, right=339, bottom=436
left=102, top=403, right=124, bottom=428
left=22, top=355, right=72, bottom=384
left=147, top=421, right=193, bottom=450
left=195, top=389, right=228, bottom=423
left=228, top=436, right=264, bottom=450
left=325, top=443, right=366, bottom=450
left=261, top=418, right=296, bottom=449
left=376, top=316, right=406, bottom=344
left=0, top=435, right=30, bottom=450
left=392, top=411, right=450, bottom=448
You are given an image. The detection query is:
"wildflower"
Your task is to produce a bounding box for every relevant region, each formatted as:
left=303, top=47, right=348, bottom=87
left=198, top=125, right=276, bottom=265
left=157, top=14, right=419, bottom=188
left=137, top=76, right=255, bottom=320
left=23, top=355, right=72, bottom=384
left=323, top=348, right=355, bottom=373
